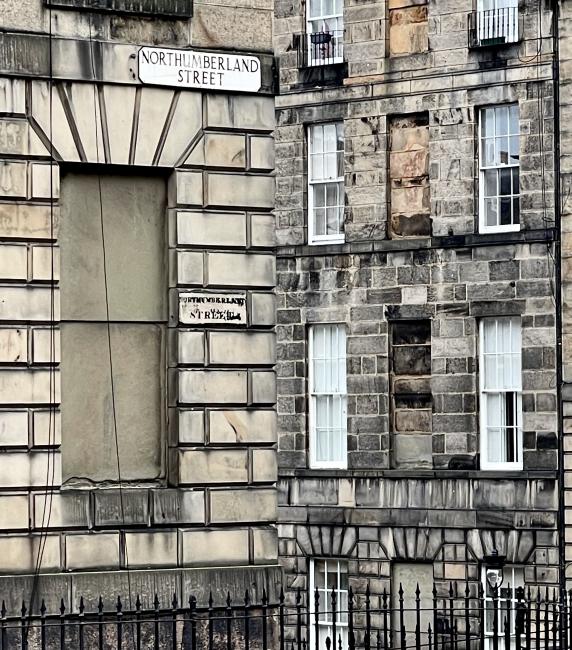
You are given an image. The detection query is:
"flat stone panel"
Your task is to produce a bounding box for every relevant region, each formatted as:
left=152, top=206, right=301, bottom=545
left=0, top=495, right=29, bottom=531
left=0, top=161, right=27, bottom=198
left=0, top=287, right=60, bottom=322
left=393, top=434, right=432, bottom=469
left=160, top=92, right=203, bottom=166
left=208, top=331, right=275, bottom=365
left=178, top=369, right=248, bottom=404
left=205, top=174, right=274, bottom=209
left=171, top=170, right=203, bottom=207
left=31, top=245, right=60, bottom=282
left=32, top=491, right=90, bottom=529
left=0, top=534, right=60, bottom=573
left=135, top=88, right=174, bottom=166
left=192, top=5, right=272, bottom=53
left=178, top=449, right=248, bottom=484
left=31, top=328, right=60, bottom=364
left=102, top=85, right=137, bottom=166
left=0, top=452, right=61, bottom=488
left=30, top=163, right=59, bottom=199
left=209, top=409, right=276, bottom=443
left=210, top=488, right=276, bottom=523
left=178, top=331, right=205, bottom=364
left=205, top=95, right=274, bottom=131
left=250, top=292, right=276, bottom=326
left=124, top=531, right=177, bottom=569
left=177, top=251, right=204, bottom=285
left=181, top=529, right=250, bottom=566
left=204, top=133, right=246, bottom=168
left=0, top=203, right=59, bottom=240
left=0, top=329, right=27, bottom=363
left=250, top=137, right=274, bottom=170
left=152, top=489, right=205, bottom=525
left=94, top=490, right=149, bottom=527
left=0, top=410, right=28, bottom=446
left=251, top=370, right=276, bottom=404
left=65, top=533, right=120, bottom=571
left=250, top=213, right=275, bottom=248
left=0, top=244, right=27, bottom=280
left=177, top=211, right=247, bottom=247
left=252, top=527, right=278, bottom=564
left=0, top=369, right=60, bottom=405
left=0, top=78, right=26, bottom=115
left=32, top=410, right=61, bottom=446
left=60, top=174, right=167, bottom=322
left=178, top=409, right=205, bottom=444
left=207, top=252, right=275, bottom=287
left=252, top=449, right=277, bottom=483
left=61, top=323, right=165, bottom=482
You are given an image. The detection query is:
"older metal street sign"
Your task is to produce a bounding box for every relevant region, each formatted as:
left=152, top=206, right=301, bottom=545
left=138, top=46, right=262, bottom=92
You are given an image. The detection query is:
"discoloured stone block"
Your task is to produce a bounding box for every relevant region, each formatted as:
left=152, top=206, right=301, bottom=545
left=0, top=329, right=27, bottom=363
left=0, top=411, right=28, bottom=446
left=207, top=253, right=275, bottom=287
left=0, top=495, right=29, bottom=531
left=65, top=533, right=120, bottom=570
left=124, top=531, right=178, bottom=568
left=178, top=369, right=248, bottom=404
left=0, top=534, right=60, bottom=573
left=205, top=174, right=274, bottom=209
left=208, top=331, right=275, bottom=365
left=178, top=449, right=248, bottom=484
left=252, top=448, right=277, bottom=482
left=209, top=409, right=277, bottom=444
left=0, top=244, right=27, bottom=280
left=33, top=491, right=90, bottom=529
left=152, top=489, right=206, bottom=525
left=181, top=529, right=250, bottom=566
left=210, top=488, right=277, bottom=523
left=177, top=211, right=247, bottom=248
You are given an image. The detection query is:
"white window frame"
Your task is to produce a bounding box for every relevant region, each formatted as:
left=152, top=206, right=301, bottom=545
left=306, top=0, right=344, bottom=66
left=309, top=558, right=349, bottom=650
left=481, top=565, right=525, bottom=650
left=478, top=104, right=520, bottom=234
left=308, top=324, right=347, bottom=469
left=308, top=123, right=345, bottom=246
left=479, top=317, right=523, bottom=471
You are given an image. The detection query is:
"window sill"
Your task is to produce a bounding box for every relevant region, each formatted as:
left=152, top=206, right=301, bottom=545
left=279, top=468, right=557, bottom=481
left=277, top=228, right=555, bottom=258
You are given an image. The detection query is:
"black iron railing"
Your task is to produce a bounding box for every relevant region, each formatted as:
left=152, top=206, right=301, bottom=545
left=468, top=7, right=519, bottom=48
left=0, top=582, right=569, bottom=649
left=294, top=31, right=344, bottom=68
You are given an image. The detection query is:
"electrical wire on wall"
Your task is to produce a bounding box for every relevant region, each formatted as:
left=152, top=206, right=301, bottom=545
left=87, top=11, right=133, bottom=608
left=26, top=0, right=59, bottom=633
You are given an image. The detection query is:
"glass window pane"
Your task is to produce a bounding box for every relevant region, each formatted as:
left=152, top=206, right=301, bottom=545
left=314, top=208, right=326, bottom=236
left=314, top=184, right=326, bottom=207
left=500, top=197, right=512, bottom=225
left=511, top=168, right=519, bottom=194
left=482, top=108, right=495, bottom=138
left=496, top=137, right=509, bottom=165
left=485, top=198, right=498, bottom=227
left=483, top=138, right=496, bottom=166
left=512, top=198, right=520, bottom=225
left=509, top=135, right=519, bottom=164
left=499, top=168, right=511, bottom=195
left=496, top=106, right=509, bottom=136
left=484, top=170, right=497, bottom=197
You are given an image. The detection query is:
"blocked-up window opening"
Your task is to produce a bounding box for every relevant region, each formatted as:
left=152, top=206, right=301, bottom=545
left=60, top=173, right=167, bottom=483
left=390, top=320, right=432, bottom=468
left=389, top=113, right=430, bottom=238
left=391, top=563, right=433, bottom=648
left=388, top=0, right=428, bottom=57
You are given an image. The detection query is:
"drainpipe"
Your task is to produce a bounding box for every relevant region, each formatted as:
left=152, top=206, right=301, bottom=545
left=552, top=0, right=565, bottom=596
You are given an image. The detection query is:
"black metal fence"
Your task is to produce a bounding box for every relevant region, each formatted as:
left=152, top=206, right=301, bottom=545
left=0, top=583, right=568, bottom=650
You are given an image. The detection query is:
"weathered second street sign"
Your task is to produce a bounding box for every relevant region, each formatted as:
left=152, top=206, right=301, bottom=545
left=138, top=47, right=261, bottom=92
left=179, top=292, right=248, bottom=325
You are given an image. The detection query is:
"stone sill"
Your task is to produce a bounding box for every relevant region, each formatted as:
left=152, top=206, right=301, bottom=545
left=277, top=227, right=556, bottom=258
left=279, top=468, right=558, bottom=481
left=44, top=0, right=193, bottom=19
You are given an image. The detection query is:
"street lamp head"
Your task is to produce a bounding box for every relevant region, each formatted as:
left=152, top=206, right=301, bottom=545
left=484, top=549, right=506, bottom=591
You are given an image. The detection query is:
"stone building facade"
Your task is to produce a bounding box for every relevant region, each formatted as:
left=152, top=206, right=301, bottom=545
left=0, top=0, right=279, bottom=611
left=274, top=0, right=562, bottom=631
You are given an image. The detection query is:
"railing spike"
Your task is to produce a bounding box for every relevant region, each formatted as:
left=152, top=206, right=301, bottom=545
left=98, top=595, right=104, bottom=613
left=79, top=596, right=84, bottom=614
left=40, top=599, right=46, bottom=616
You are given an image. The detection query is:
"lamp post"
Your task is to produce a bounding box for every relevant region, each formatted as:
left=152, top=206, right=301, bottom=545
left=484, top=550, right=506, bottom=650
